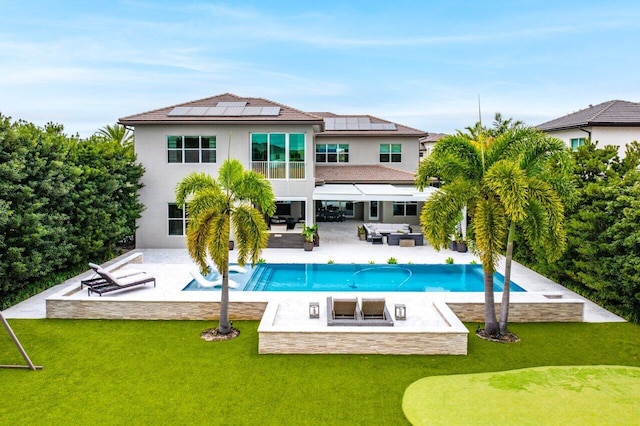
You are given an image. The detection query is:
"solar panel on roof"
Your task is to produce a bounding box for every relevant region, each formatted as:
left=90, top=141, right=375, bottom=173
left=322, top=116, right=396, bottom=131
left=217, top=101, right=247, bottom=107
left=167, top=105, right=281, bottom=117
left=167, top=107, right=192, bottom=116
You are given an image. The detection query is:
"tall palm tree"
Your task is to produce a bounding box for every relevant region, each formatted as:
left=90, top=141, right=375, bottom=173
left=175, top=159, right=275, bottom=335
left=417, top=132, right=508, bottom=335
left=416, top=125, right=572, bottom=337
left=485, top=128, right=574, bottom=334
left=95, top=124, right=134, bottom=147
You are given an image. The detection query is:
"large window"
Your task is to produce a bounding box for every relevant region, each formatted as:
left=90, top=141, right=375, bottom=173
left=380, top=144, right=402, bottom=162
left=571, top=138, right=585, bottom=151
left=393, top=201, right=418, bottom=216
left=251, top=133, right=305, bottom=179
left=168, top=203, right=187, bottom=235
left=167, top=136, right=216, bottom=163
left=315, top=143, right=349, bottom=163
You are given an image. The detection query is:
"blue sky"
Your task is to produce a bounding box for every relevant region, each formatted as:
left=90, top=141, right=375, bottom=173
left=1, top=0, right=639, bottom=137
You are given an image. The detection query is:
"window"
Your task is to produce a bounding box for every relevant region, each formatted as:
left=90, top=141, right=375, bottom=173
left=380, top=144, right=401, bottom=162
left=251, top=133, right=305, bottom=179
left=168, top=203, right=187, bottom=235
left=571, top=138, right=585, bottom=151
left=167, top=136, right=216, bottom=163
left=393, top=201, right=418, bottom=216
left=315, top=143, right=349, bottom=163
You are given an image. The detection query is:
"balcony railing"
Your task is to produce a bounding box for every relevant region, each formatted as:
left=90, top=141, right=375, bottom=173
left=250, top=161, right=305, bottom=180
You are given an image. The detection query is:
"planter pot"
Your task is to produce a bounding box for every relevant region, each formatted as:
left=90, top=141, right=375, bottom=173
left=457, top=242, right=468, bottom=252
left=359, top=234, right=366, bottom=241
left=449, top=241, right=458, bottom=251
left=303, top=241, right=314, bottom=251
left=229, top=241, right=235, bottom=251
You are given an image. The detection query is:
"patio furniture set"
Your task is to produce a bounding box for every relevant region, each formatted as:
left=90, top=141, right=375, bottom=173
left=362, top=223, right=424, bottom=246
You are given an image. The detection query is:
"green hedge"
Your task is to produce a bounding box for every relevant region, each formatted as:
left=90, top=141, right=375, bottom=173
left=0, top=116, right=144, bottom=308
left=516, top=141, right=640, bottom=323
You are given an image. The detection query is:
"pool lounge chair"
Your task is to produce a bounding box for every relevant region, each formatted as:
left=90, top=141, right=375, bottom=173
left=327, top=297, right=361, bottom=326
left=89, top=268, right=156, bottom=296
left=326, top=297, right=394, bottom=326
left=189, top=270, right=240, bottom=289
left=82, top=262, right=147, bottom=291
left=359, top=298, right=394, bottom=326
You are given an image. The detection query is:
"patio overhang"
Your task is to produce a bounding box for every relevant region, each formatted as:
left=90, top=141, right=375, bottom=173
left=312, top=184, right=437, bottom=202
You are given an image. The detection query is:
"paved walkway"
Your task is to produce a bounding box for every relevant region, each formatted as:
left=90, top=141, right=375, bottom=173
left=2, top=221, right=625, bottom=322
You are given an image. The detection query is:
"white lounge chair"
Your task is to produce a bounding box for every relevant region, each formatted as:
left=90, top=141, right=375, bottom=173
left=206, top=259, right=248, bottom=274
left=190, top=270, right=239, bottom=289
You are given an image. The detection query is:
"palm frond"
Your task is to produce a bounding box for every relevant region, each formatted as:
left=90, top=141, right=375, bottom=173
left=231, top=206, right=270, bottom=266
left=474, top=195, right=508, bottom=273
left=175, top=172, right=219, bottom=208
left=484, top=160, right=528, bottom=222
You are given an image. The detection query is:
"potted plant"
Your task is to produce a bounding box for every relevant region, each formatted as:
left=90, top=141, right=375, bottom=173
left=357, top=225, right=366, bottom=241
left=302, top=226, right=315, bottom=251
left=455, top=225, right=467, bottom=252
left=311, top=224, right=319, bottom=247
left=448, top=236, right=457, bottom=251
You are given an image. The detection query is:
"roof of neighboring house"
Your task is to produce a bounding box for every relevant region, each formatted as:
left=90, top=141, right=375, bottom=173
left=419, top=132, right=448, bottom=149
left=315, top=165, right=416, bottom=184
left=119, top=93, right=324, bottom=125
left=311, top=112, right=427, bottom=137
left=536, top=100, right=640, bottom=131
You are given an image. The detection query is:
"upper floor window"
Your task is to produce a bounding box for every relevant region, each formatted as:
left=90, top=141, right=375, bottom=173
left=167, top=136, right=216, bottom=163
left=168, top=203, right=187, bottom=235
left=570, top=138, right=585, bottom=151
left=393, top=201, right=418, bottom=216
left=251, top=133, right=305, bottom=179
left=380, top=143, right=401, bottom=162
left=316, top=144, right=349, bottom=163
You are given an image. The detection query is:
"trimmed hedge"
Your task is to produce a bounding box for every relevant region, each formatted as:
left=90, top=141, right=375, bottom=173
left=0, top=116, right=144, bottom=308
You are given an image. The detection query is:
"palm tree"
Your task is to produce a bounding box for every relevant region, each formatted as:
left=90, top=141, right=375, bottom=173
left=95, top=124, right=134, bottom=147
left=417, top=131, right=508, bottom=336
left=485, top=128, right=574, bottom=334
left=175, top=160, right=275, bottom=335
left=416, top=125, right=572, bottom=337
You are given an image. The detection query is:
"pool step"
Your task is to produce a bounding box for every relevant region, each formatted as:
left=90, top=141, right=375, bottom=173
left=245, top=265, right=274, bottom=291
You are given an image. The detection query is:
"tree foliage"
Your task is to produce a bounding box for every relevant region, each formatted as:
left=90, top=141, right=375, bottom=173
left=175, top=159, right=275, bottom=334
left=0, top=115, right=144, bottom=306
left=516, top=140, right=640, bottom=322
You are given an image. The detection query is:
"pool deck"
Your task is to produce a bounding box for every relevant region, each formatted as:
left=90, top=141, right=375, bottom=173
left=3, top=220, right=624, bottom=324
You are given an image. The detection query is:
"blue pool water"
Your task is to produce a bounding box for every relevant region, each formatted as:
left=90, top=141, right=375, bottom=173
left=183, top=263, right=525, bottom=292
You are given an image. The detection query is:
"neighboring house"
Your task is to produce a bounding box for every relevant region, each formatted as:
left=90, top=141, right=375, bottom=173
left=419, top=132, right=448, bottom=161
left=536, top=100, right=640, bottom=156
left=119, top=93, right=432, bottom=248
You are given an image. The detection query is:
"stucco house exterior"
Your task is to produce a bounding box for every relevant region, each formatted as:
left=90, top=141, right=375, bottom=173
left=119, top=93, right=432, bottom=248
left=536, top=100, right=640, bottom=156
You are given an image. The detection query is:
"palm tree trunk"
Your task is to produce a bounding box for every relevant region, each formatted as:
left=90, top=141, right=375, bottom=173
left=483, top=268, right=499, bottom=336
left=218, top=248, right=231, bottom=335
left=499, top=221, right=515, bottom=335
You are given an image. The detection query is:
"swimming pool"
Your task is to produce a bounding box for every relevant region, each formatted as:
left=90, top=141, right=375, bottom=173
left=183, top=263, right=525, bottom=292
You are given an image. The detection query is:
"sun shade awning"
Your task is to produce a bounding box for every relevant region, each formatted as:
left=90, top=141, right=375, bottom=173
left=312, top=184, right=436, bottom=202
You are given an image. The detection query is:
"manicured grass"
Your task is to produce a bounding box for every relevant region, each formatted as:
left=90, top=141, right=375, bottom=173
left=1, top=321, right=639, bottom=425
left=404, top=365, right=640, bottom=425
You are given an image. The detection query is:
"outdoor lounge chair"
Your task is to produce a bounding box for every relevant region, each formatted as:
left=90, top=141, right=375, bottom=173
left=331, top=298, right=358, bottom=319
left=82, top=262, right=147, bottom=291
left=88, top=268, right=156, bottom=296
left=360, top=298, right=387, bottom=319
left=189, top=270, right=240, bottom=289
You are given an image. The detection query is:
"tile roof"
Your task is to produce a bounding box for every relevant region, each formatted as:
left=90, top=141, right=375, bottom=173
left=311, top=112, right=427, bottom=137
left=536, top=100, right=640, bottom=131
left=315, top=165, right=416, bottom=184
left=119, top=93, right=323, bottom=125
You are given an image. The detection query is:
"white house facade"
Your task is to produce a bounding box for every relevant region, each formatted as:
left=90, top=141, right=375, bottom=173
left=536, top=100, right=640, bottom=157
left=120, top=93, right=432, bottom=248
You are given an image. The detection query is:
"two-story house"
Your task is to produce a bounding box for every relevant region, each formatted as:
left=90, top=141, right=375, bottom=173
left=536, top=100, right=640, bottom=156
left=119, top=93, right=431, bottom=248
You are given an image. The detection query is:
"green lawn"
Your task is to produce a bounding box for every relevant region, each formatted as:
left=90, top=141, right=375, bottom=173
left=404, top=365, right=640, bottom=425
left=1, top=320, right=639, bottom=425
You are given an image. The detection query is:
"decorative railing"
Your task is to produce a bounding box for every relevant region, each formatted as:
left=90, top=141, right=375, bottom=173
left=250, top=161, right=305, bottom=180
